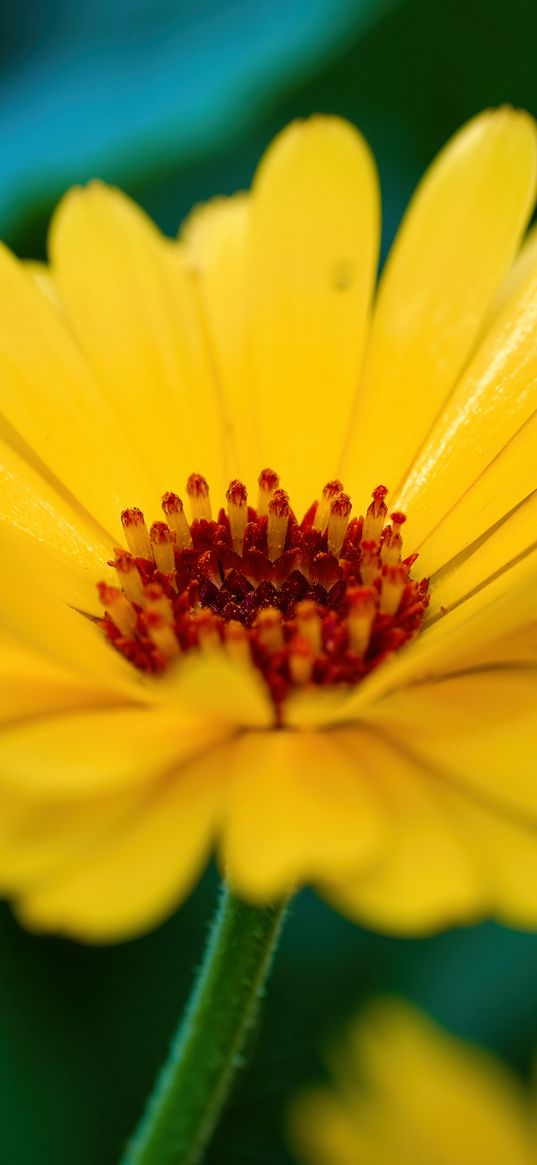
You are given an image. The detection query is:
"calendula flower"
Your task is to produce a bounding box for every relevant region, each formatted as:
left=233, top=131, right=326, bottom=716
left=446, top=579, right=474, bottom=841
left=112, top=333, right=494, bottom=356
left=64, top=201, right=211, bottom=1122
left=289, top=999, right=537, bottom=1165
left=1, top=107, right=537, bottom=941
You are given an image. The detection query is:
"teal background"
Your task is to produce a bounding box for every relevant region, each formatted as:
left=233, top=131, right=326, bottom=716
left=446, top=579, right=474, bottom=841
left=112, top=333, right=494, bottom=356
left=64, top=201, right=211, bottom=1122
left=1, top=0, right=537, bottom=1160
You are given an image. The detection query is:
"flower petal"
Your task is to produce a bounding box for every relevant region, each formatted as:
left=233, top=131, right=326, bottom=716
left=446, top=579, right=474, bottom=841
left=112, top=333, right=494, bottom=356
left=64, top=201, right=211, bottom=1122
left=0, top=433, right=113, bottom=615
left=327, top=665, right=537, bottom=931
left=24, top=260, right=60, bottom=309
left=289, top=1090, right=374, bottom=1165
left=248, top=116, right=379, bottom=510
left=0, top=241, right=153, bottom=534
left=158, top=649, right=274, bottom=729
left=50, top=182, right=226, bottom=497
left=181, top=194, right=255, bottom=484
left=0, top=522, right=143, bottom=693
left=416, top=415, right=537, bottom=599
left=12, top=746, right=225, bottom=942
left=343, top=108, right=537, bottom=500
left=322, top=727, right=480, bottom=932
left=448, top=788, right=537, bottom=931
left=221, top=728, right=385, bottom=899
left=0, top=788, right=139, bottom=893
left=398, top=256, right=537, bottom=560
left=426, top=487, right=537, bottom=619
left=0, top=704, right=231, bottom=798
left=0, top=631, right=124, bottom=728
left=367, top=669, right=537, bottom=821
left=336, top=768, right=537, bottom=934
left=489, top=221, right=537, bottom=323
left=330, top=548, right=537, bottom=720
left=338, top=1002, right=535, bottom=1165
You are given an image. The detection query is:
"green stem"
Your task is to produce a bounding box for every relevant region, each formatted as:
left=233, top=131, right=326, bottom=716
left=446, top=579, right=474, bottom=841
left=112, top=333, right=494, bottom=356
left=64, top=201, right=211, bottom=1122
left=120, top=885, right=288, bottom=1165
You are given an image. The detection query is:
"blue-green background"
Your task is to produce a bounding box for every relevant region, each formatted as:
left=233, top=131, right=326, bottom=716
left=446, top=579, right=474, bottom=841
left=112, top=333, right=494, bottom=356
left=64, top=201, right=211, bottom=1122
left=1, top=0, right=537, bottom=1160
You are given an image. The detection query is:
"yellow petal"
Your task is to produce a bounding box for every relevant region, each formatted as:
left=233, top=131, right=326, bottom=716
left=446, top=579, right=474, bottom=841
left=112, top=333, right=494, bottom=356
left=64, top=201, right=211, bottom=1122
left=23, top=260, right=60, bottom=308
left=0, top=630, right=124, bottom=727
left=248, top=116, right=379, bottom=511
left=0, top=786, right=138, bottom=892
left=333, top=670, right=537, bottom=930
left=289, top=1091, right=377, bottom=1165
left=343, top=108, right=537, bottom=500
left=416, top=413, right=537, bottom=593
left=451, top=789, right=537, bottom=930
left=0, top=704, right=231, bottom=798
left=489, top=221, right=537, bottom=323
left=427, top=487, right=537, bottom=619
left=0, top=522, right=144, bottom=694
left=398, top=255, right=537, bottom=557
left=158, top=648, right=274, bottom=728
left=339, top=1001, right=535, bottom=1165
left=0, top=433, right=113, bottom=615
left=50, top=182, right=226, bottom=497
left=332, top=547, right=537, bottom=721
left=14, top=746, right=224, bottom=941
left=221, top=728, right=385, bottom=899
left=370, top=669, right=537, bottom=820
left=292, top=1002, right=535, bottom=1165
left=323, top=727, right=480, bottom=933
left=181, top=194, right=255, bottom=483
left=0, top=241, right=154, bottom=533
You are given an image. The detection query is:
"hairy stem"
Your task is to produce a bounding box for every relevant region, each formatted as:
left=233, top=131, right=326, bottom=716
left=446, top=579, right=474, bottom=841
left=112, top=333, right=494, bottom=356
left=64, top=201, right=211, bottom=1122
left=120, top=885, right=288, bottom=1165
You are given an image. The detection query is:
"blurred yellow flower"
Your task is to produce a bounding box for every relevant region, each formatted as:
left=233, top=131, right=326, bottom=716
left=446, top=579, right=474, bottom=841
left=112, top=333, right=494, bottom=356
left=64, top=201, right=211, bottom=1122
left=289, top=999, right=537, bottom=1165
left=1, top=108, right=537, bottom=941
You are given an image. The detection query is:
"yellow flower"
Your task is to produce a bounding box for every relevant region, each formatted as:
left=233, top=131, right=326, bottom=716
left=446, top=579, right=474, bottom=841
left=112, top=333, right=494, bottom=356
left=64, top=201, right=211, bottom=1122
left=1, top=107, right=537, bottom=941
left=289, top=999, right=537, bottom=1165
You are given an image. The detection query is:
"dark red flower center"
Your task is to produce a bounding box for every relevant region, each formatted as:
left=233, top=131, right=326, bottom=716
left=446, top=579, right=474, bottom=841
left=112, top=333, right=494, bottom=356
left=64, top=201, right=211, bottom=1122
left=98, top=471, right=429, bottom=710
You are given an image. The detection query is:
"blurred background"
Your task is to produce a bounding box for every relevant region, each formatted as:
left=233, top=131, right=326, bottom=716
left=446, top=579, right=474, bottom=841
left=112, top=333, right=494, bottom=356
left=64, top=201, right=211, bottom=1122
left=2, top=0, right=537, bottom=1161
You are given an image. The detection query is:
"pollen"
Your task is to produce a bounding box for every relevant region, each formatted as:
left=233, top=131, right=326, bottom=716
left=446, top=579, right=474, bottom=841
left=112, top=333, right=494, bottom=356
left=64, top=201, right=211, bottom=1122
left=186, top=473, right=212, bottom=522
left=161, top=492, right=193, bottom=549
left=98, top=476, right=430, bottom=709
left=257, top=468, right=280, bottom=516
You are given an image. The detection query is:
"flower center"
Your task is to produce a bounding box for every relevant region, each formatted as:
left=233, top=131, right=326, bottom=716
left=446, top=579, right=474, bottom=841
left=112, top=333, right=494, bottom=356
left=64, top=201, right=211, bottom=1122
left=98, top=471, right=429, bottom=706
